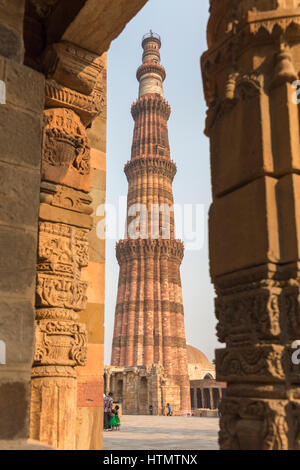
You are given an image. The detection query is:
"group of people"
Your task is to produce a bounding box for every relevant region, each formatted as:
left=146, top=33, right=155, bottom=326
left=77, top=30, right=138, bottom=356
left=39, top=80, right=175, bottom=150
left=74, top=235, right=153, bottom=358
left=104, top=393, right=174, bottom=432
left=149, top=403, right=173, bottom=416
left=104, top=392, right=121, bottom=431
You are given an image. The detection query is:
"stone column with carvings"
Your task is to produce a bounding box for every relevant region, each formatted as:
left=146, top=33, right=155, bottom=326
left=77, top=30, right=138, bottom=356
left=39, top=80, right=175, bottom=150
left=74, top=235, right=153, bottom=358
left=202, top=0, right=300, bottom=450
left=30, top=41, right=104, bottom=450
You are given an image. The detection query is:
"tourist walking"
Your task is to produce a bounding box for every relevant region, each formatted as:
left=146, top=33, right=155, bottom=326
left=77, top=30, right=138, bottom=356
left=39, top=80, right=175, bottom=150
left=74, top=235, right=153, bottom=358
left=149, top=404, right=153, bottom=415
left=109, top=405, right=121, bottom=431
left=166, top=403, right=172, bottom=416
left=104, top=392, right=113, bottom=431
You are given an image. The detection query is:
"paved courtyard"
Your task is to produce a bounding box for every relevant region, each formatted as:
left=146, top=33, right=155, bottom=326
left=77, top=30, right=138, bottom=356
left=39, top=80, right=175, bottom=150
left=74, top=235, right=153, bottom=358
left=103, top=415, right=219, bottom=450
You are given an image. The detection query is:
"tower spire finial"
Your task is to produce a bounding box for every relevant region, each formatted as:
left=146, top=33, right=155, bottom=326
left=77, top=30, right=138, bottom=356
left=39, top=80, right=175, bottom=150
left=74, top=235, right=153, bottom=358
left=138, top=32, right=165, bottom=98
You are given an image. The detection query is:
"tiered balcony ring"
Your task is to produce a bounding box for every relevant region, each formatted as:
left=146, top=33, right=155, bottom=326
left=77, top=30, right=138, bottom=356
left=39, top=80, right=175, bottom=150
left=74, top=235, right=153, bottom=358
left=142, top=31, right=161, bottom=47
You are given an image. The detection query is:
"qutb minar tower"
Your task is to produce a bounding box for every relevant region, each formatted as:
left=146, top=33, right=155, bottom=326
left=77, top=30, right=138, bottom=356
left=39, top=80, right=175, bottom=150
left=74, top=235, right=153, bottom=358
left=111, top=32, right=190, bottom=414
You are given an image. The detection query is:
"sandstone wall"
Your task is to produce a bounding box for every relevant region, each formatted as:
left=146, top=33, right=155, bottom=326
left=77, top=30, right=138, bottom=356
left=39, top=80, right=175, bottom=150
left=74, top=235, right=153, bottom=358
left=0, top=0, right=44, bottom=444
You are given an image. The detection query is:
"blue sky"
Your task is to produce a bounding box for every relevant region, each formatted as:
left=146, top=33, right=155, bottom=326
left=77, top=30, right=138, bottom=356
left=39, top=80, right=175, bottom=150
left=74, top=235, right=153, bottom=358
left=105, top=0, right=221, bottom=364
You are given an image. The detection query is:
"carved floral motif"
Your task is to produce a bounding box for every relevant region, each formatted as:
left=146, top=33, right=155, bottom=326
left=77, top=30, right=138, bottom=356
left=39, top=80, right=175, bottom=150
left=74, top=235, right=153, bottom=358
left=44, top=108, right=90, bottom=174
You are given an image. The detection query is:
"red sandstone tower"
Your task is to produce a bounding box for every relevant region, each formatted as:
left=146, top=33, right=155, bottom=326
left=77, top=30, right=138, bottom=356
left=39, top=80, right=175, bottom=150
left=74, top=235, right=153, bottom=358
left=111, top=32, right=190, bottom=413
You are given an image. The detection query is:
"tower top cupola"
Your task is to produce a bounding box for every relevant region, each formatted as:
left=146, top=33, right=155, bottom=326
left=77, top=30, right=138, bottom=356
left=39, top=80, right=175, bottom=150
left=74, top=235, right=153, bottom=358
left=137, top=31, right=166, bottom=98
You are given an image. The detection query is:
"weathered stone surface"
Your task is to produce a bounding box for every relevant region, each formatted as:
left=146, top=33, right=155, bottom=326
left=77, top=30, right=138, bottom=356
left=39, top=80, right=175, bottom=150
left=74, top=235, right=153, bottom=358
left=277, top=173, right=300, bottom=263
left=30, top=376, right=77, bottom=449
left=79, top=303, right=104, bottom=344
left=209, top=87, right=272, bottom=197
left=87, top=114, right=106, bottom=151
left=39, top=202, right=93, bottom=229
left=0, top=0, right=24, bottom=62
left=0, top=300, right=34, bottom=364
left=269, top=83, right=300, bottom=175
left=82, top=261, right=105, bottom=305
left=61, top=0, right=148, bottom=56
left=0, top=106, right=43, bottom=168
left=0, top=381, right=30, bottom=439
left=89, top=229, right=105, bottom=264
left=5, top=59, right=45, bottom=112
left=44, top=41, right=104, bottom=95
left=0, top=227, right=37, bottom=295
left=0, top=23, right=23, bottom=62
left=90, top=147, right=106, bottom=172
left=209, top=176, right=280, bottom=277
left=76, top=406, right=103, bottom=450
left=91, top=168, right=106, bottom=191
left=0, top=0, right=25, bottom=33
left=0, top=163, right=40, bottom=227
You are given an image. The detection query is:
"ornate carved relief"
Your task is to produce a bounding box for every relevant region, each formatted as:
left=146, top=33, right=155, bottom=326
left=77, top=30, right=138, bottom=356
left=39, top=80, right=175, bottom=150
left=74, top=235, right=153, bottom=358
left=44, top=41, right=105, bottom=95
left=219, top=398, right=289, bottom=450
left=34, top=320, right=87, bottom=366
left=215, top=284, right=281, bottom=345
left=43, top=108, right=90, bottom=191
left=45, top=79, right=106, bottom=127
left=40, top=182, right=93, bottom=215
left=125, top=157, right=177, bottom=181
left=216, top=345, right=285, bottom=382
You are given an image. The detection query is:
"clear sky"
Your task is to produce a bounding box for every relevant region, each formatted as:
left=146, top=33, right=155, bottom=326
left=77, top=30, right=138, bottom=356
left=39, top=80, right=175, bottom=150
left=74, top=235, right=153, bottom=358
left=105, top=0, right=221, bottom=364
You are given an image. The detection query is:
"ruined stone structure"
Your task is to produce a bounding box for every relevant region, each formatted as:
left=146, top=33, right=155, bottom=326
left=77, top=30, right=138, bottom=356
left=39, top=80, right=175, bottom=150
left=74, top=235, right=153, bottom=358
left=202, top=0, right=300, bottom=450
left=104, top=364, right=182, bottom=416
left=105, top=344, right=225, bottom=416
left=110, top=32, right=191, bottom=416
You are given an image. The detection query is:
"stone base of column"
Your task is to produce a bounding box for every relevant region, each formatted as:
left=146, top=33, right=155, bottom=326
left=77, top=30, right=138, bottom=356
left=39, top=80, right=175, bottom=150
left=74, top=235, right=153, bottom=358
left=30, top=371, right=77, bottom=450
left=219, top=397, right=293, bottom=450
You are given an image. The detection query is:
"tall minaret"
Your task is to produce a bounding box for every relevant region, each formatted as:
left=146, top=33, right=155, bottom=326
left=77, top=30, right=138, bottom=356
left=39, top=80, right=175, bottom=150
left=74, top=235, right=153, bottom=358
left=111, top=32, right=190, bottom=413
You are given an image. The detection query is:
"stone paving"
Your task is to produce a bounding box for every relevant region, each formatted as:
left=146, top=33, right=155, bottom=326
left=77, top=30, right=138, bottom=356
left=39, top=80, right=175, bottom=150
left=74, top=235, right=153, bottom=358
left=103, top=415, right=219, bottom=450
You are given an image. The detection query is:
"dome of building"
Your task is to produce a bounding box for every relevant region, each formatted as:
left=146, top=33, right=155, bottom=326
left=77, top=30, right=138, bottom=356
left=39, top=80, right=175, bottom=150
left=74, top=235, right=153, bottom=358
left=186, top=344, right=216, bottom=381
left=186, top=344, right=211, bottom=368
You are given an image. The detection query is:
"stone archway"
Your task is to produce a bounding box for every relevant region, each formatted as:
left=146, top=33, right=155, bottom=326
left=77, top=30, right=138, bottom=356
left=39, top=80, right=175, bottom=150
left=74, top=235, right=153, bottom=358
left=204, top=374, right=214, bottom=380
left=1, top=0, right=300, bottom=452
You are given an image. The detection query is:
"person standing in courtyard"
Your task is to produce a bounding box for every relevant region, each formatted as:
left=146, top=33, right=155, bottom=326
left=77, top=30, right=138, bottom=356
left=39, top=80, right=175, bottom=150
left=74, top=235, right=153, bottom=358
left=104, top=392, right=113, bottom=431
left=149, top=404, right=153, bottom=415
left=109, top=405, right=121, bottom=431
left=166, top=403, right=172, bottom=416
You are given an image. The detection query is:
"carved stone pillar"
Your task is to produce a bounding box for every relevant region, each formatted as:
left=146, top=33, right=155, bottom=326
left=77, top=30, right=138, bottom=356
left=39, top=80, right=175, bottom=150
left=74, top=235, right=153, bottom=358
left=30, top=41, right=105, bottom=449
left=202, top=0, right=300, bottom=450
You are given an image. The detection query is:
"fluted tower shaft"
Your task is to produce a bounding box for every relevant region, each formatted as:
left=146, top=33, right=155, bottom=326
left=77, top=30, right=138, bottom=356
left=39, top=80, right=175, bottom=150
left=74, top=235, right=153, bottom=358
left=111, top=33, right=190, bottom=413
